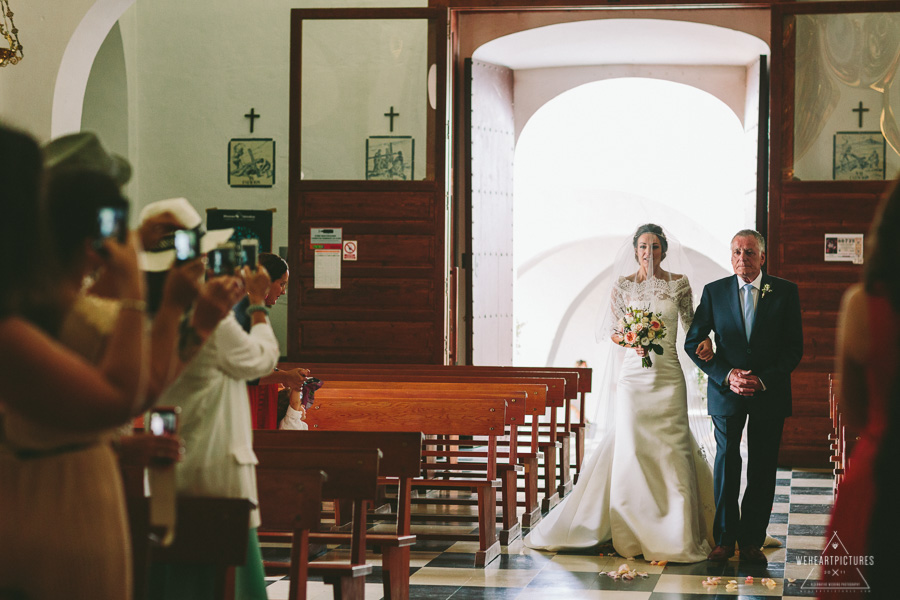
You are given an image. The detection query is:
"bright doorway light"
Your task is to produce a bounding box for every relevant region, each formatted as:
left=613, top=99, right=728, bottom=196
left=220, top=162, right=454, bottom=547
left=514, top=77, right=751, bottom=389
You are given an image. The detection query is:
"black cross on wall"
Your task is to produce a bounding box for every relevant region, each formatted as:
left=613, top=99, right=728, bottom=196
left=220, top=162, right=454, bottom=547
left=852, top=101, right=868, bottom=128
left=384, top=106, right=399, bottom=132
left=245, top=108, right=260, bottom=133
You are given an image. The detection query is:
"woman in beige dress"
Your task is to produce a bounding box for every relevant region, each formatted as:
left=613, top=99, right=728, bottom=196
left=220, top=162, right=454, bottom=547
left=0, top=126, right=150, bottom=599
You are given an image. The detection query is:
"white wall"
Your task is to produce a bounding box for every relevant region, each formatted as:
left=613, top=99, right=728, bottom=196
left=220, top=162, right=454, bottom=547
left=82, top=22, right=129, bottom=169
left=0, top=0, right=105, bottom=140
left=2, top=0, right=424, bottom=354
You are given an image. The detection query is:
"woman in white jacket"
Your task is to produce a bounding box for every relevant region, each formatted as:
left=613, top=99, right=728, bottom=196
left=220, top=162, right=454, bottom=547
left=149, top=261, right=279, bottom=600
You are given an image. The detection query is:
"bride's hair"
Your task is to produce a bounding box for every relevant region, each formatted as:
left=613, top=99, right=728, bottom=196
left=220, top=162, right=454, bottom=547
left=632, top=223, right=668, bottom=253
left=631, top=223, right=668, bottom=264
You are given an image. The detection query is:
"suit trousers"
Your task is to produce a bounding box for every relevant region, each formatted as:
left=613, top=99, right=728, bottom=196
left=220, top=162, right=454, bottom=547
left=711, top=412, right=785, bottom=549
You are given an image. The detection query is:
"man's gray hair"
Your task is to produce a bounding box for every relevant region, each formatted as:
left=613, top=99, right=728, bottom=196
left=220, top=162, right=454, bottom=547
left=732, top=229, right=766, bottom=253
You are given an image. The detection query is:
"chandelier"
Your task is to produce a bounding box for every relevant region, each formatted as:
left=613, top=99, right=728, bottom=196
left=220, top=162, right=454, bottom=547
left=0, top=0, right=22, bottom=67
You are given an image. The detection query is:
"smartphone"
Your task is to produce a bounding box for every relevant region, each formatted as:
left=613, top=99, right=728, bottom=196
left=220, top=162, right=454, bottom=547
left=240, top=238, right=259, bottom=270
left=208, top=244, right=238, bottom=276
left=174, top=229, right=200, bottom=263
left=96, top=205, right=129, bottom=245
left=147, top=406, right=180, bottom=436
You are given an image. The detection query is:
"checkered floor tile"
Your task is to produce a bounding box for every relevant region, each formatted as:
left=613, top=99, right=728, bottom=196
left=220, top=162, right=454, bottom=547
left=262, top=468, right=839, bottom=599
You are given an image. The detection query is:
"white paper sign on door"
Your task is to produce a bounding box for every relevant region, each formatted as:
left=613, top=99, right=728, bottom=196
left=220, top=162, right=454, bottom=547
left=314, top=249, right=341, bottom=289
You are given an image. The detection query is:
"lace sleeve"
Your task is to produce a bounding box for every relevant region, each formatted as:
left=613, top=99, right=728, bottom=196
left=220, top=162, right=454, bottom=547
left=608, top=280, right=627, bottom=338
left=678, top=277, right=695, bottom=332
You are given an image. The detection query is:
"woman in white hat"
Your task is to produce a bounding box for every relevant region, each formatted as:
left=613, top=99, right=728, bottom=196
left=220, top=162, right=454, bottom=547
left=143, top=198, right=280, bottom=600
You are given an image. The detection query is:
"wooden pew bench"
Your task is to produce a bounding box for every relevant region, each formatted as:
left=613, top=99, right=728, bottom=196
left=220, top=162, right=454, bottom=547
left=304, top=391, right=508, bottom=567
left=251, top=466, right=325, bottom=600
left=320, top=384, right=527, bottom=545
left=256, top=447, right=381, bottom=600
left=125, top=492, right=255, bottom=600
left=255, top=430, right=422, bottom=600
left=287, top=364, right=569, bottom=515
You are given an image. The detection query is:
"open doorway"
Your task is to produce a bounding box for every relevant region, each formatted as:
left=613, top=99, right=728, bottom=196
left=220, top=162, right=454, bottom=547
left=465, top=16, right=770, bottom=451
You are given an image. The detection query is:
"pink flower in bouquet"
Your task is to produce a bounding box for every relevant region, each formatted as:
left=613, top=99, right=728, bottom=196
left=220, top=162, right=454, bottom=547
left=614, top=305, right=668, bottom=368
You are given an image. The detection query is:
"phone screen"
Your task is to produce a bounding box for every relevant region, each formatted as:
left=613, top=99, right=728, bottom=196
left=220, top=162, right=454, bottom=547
left=97, top=206, right=128, bottom=244
left=241, top=239, right=259, bottom=269
left=174, top=229, right=199, bottom=263
left=148, top=407, right=179, bottom=436
left=209, top=245, right=237, bottom=276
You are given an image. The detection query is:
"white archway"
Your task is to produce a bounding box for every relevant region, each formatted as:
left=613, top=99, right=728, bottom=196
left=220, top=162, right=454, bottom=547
left=51, top=0, right=135, bottom=137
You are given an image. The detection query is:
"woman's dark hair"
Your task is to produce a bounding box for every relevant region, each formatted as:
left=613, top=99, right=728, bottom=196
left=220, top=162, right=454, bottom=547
left=0, top=125, right=60, bottom=324
left=44, top=169, right=128, bottom=273
left=865, top=182, right=900, bottom=310
left=632, top=223, right=668, bottom=254
left=276, top=387, right=292, bottom=425
left=259, top=252, right=289, bottom=281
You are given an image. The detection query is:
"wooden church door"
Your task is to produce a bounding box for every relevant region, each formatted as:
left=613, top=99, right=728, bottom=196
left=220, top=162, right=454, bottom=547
left=287, top=8, right=451, bottom=364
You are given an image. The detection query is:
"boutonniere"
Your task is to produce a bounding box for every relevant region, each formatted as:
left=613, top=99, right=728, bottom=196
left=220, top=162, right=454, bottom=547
left=761, top=283, right=772, bottom=299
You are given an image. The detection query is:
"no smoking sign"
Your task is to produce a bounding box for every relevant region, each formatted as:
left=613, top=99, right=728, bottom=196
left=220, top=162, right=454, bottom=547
left=342, top=240, right=357, bottom=261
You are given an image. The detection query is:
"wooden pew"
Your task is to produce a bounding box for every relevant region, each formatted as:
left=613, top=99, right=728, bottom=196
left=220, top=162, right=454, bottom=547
left=318, top=384, right=526, bottom=545
left=255, top=465, right=326, bottom=600
left=532, top=366, right=593, bottom=484
left=125, top=493, right=254, bottom=600
left=255, top=431, right=421, bottom=600
left=828, top=373, right=842, bottom=493
left=308, top=374, right=553, bottom=526
left=256, top=447, right=380, bottom=600
left=285, top=364, right=569, bottom=513
left=304, top=392, right=508, bottom=567
left=318, top=379, right=547, bottom=530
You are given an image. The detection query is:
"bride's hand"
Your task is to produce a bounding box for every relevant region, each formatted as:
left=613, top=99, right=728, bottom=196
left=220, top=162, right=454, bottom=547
left=696, top=338, right=714, bottom=362
left=635, top=346, right=648, bottom=357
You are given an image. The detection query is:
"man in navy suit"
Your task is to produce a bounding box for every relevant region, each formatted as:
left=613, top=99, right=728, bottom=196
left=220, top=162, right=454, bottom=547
left=685, top=230, right=803, bottom=564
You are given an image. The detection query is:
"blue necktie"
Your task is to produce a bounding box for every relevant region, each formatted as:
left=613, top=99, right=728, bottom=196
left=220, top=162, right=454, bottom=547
left=742, top=283, right=755, bottom=341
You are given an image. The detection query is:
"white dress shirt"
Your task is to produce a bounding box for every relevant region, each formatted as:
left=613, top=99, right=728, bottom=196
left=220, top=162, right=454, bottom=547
left=157, top=313, right=279, bottom=528
left=736, top=271, right=763, bottom=315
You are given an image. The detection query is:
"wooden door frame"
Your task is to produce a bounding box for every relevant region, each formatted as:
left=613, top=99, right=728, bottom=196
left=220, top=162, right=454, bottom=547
left=768, top=0, right=900, bottom=275
left=288, top=7, right=450, bottom=363
left=447, top=1, right=774, bottom=365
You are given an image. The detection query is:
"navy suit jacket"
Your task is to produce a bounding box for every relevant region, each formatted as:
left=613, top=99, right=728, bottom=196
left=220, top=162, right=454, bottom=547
left=684, top=273, right=803, bottom=418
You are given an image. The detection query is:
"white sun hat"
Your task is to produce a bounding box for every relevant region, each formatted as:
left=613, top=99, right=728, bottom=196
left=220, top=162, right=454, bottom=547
left=139, top=197, right=234, bottom=272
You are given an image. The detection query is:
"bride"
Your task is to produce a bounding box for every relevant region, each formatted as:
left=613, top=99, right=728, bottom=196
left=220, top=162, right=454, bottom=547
left=524, top=223, right=716, bottom=562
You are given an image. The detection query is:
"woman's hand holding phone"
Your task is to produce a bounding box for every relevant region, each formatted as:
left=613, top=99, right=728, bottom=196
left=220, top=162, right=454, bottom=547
left=100, top=231, right=144, bottom=302
left=243, top=264, right=271, bottom=306
left=161, top=259, right=204, bottom=311
left=192, top=276, right=243, bottom=335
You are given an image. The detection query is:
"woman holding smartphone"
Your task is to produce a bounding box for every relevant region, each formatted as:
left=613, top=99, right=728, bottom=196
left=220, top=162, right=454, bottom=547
left=0, top=126, right=149, bottom=600
left=146, top=202, right=279, bottom=600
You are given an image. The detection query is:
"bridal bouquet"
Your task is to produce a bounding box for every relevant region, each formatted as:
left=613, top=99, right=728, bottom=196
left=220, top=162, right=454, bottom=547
left=614, top=307, right=667, bottom=368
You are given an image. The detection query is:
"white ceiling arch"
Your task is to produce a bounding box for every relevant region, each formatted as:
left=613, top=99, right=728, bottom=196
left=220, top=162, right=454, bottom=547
left=472, top=18, right=770, bottom=70
left=473, top=18, right=770, bottom=138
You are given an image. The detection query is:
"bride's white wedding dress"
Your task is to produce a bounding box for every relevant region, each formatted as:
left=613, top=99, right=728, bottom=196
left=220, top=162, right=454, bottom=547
left=524, top=276, right=715, bottom=562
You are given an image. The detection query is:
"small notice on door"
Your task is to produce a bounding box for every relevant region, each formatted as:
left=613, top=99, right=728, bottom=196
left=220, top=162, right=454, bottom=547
left=343, top=240, right=357, bottom=261
left=824, top=233, right=864, bottom=264
left=310, top=227, right=342, bottom=250
left=314, top=249, right=341, bottom=288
